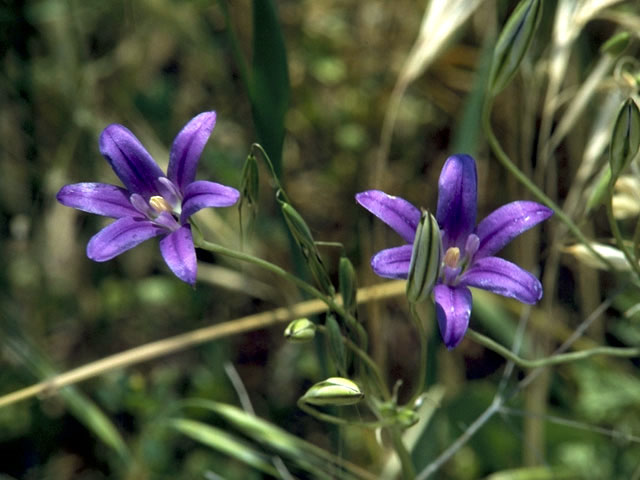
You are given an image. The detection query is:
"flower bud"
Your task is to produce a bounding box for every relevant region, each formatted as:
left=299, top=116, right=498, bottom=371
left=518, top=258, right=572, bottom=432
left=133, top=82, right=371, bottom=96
left=300, top=377, right=364, bottom=406
left=284, top=318, right=316, bottom=343
left=406, top=211, right=442, bottom=304
left=240, top=153, right=260, bottom=209
left=488, top=0, right=542, bottom=95
left=281, top=202, right=335, bottom=296
left=610, top=98, right=640, bottom=182
left=564, top=243, right=631, bottom=271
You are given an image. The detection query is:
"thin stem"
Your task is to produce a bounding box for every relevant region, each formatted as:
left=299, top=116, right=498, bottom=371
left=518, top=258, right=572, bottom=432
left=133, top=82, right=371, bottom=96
left=198, top=239, right=332, bottom=306
left=0, top=281, right=407, bottom=410
left=389, top=426, right=416, bottom=480
left=466, top=328, right=640, bottom=368
left=315, top=325, right=391, bottom=400
left=407, top=304, right=428, bottom=407
left=250, top=143, right=289, bottom=203
left=198, top=239, right=393, bottom=399
left=296, top=400, right=391, bottom=429
left=482, top=98, right=614, bottom=270
left=416, top=398, right=502, bottom=480
left=606, top=183, right=640, bottom=278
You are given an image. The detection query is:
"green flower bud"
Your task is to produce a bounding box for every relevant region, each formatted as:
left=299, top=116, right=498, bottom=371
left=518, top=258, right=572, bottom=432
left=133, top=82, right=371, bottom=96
left=280, top=202, right=315, bottom=249
left=280, top=202, right=335, bottom=296
left=488, top=0, right=542, bottom=95
left=610, top=98, right=640, bottom=182
left=284, top=318, right=316, bottom=343
left=240, top=153, right=259, bottom=206
left=406, top=211, right=442, bottom=304
left=300, top=377, right=364, bottom=406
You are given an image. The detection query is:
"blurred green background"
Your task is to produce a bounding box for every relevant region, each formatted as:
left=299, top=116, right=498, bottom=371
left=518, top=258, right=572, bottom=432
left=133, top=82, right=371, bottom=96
left=2, top=0, right=640, bottom=478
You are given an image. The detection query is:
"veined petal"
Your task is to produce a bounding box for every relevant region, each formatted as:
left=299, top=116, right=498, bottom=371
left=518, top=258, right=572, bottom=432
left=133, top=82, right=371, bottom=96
left=356, top=190, right=420, bottom=243
left=168, top=111, right=217, bottom=193
left=159, top=224, right=197, bottom=285
left=436, top=154, right=477, bottom=250
left=180, top=180, right=240, bottom=223
left=434, top=284, right=472, bottom=349
left=87, top=217, right=165, bottom=262
left=99, top=124, right=165, bottom=198
left=370, top=245, right=413, bottom=279
left=57, top=183, right=139, bottom=218
left=460, top=256, right=543, bottom=304
left=474, top=201, right=553, bottom=259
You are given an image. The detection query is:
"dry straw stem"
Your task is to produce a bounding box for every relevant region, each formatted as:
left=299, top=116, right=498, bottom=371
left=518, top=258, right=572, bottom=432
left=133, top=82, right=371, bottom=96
left=0, top=280, right=406, bottom=410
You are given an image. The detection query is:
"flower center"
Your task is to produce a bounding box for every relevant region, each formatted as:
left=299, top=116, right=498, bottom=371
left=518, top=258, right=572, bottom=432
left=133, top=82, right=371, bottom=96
left=441, top=233, right=480, bottom=286
left=149, top=195, right=173, bottom=213
left=443, top=247, right=460, bottom=268
left=130, top=192, right=181, bottom=232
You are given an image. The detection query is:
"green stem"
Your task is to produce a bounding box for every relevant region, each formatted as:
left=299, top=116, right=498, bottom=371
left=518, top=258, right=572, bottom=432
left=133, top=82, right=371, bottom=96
left=482, top=98, right=614, bottom=270
left=250, top=143, right=290, bottom=203
left=198, top=239, right=333, bottom=305
left=315, top=325, right=390, bottom=399
left=196, top=239, right=392, bottom=400
left=407, top=304, right=428, bottom=407
left=466, top=329, right=640, bottom=368
left=389, top=426, right=416, bottom=480
left=606, top=183, right=640, bottom=278
left=296, top=400, right=392, bottom=428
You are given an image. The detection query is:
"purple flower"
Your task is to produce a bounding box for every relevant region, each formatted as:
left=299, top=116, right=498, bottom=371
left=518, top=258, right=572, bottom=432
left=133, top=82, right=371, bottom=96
left=356, top=154, right=553, bottom=349
left=57, top=112, right=240, bottom=285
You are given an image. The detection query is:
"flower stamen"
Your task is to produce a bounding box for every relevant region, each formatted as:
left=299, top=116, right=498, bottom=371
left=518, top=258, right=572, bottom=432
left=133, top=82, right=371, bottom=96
left=444, top=247, right=460, bottom=268
left=149, top=195, right=173, bottom=213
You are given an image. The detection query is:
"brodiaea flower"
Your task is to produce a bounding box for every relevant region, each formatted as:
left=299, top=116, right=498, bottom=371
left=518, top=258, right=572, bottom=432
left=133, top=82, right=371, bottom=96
left=356, top=154, right=552, bottom=349
left=57, top=112, right=240, bottom=285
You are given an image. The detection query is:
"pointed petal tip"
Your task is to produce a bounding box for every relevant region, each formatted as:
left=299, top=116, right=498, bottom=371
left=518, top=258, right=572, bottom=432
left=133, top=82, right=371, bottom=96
left=86, top=217, right=163, bottom=262
left=434, top=284, right=472, bottom=349
left=160, top=225, right=197, bottom=285
left=56, top=182, right=140, bottom=218
left=474, top=201, right=554, bottom=259
left=98, top=123, right=164, bottom=197
left=355, top=190, right=421, bottom=243
left=462, top=257, right=544, bottom=304
left=180, top=181, right=241, bottom=223
left=168, top=112, right=218, bottom=191
left=437, top=154, right=478, bottom=249
left=370, top=245, right=413, bottom=279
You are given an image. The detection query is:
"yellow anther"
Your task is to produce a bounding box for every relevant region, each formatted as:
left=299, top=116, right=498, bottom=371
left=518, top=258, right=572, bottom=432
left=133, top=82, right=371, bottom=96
left=443, top=247, right=460, bottom=268
left=149, top=196, right=173, bottom=213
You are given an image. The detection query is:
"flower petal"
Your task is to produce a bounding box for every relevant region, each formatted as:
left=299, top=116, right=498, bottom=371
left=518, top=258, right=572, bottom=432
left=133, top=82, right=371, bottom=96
left=436, top=154, right=477, bottom=250
left=159, top=224, right=197, bottom=285
left=370, top=245, right=413, bottom=279
left=87, top=217, right=165, bottom=262
left=434, top=284, right=472, bottom=349
left=180, top=180, right=240, bottom=223
left=57, top=183, right=139, bottom=218
left=99, top=124, right=165, bottom=197
left=474, top=201, right=553, bottom=259
left=355, top=190, right=421, bottom=243
left=460, top=256, right=543, bottom=304
left=168, top=111, right=217, bottom=193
